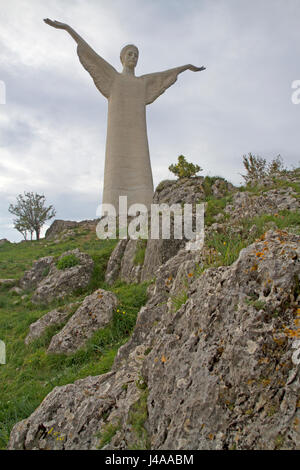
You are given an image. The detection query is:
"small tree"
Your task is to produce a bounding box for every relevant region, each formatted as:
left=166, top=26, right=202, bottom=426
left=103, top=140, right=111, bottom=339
left=9, top=192, right=56, bottom=240
left=267, top=155, right=286, bottom=177
left=169, top=155, right=202, bottom=179
left=242, top=153, right=267, bottom=184
left=14, top=219, right=30, bottom=241
left=242, top=153, right=287, bottom=185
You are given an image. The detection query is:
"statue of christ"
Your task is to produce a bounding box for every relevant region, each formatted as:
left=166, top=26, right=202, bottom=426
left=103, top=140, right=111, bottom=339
left=44, top=19, right=206, bottom=214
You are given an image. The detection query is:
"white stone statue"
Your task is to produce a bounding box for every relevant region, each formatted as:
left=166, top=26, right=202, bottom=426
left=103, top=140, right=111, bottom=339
left=44, top=19, right=206, bottom=214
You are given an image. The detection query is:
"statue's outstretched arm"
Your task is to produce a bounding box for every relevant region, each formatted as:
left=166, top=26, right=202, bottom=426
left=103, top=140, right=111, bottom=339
left=142, top=64, right=206, bottom=105
left=169, top=64, right=206, bottom=74
left=44, top=19, right=88, bottom=46
left=43, top=19, right=117, bottom=99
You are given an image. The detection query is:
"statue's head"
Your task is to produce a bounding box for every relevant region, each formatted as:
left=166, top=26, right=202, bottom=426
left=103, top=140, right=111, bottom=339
left=120, top=44, right=139, bottom=68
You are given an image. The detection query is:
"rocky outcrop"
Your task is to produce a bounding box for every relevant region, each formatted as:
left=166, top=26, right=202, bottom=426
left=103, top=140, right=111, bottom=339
left=138, top=177, right=233, bottom=281
left=144, top=230, right=300, bottom=450
left=9, top=230, right=300, bottom=450
left=45, top=219, right=98, bottom=240
left=105, top=239, right=128, bottom=285
left=225, top=187, right=299, bottom=222
left=47, top=289, right=118, bottom=355
left=24, top=302, right=81, bottom=345
left=105, top=239, right=147, bottom=285
left=20, top=249, right=94, bottom=304
left=20, top=256, right=54, bottom=291
left=154, top=177, right=234, bottom=205
left=119, top=240, right=143, bottom=284
left=141, top=237, right=185, bottom=282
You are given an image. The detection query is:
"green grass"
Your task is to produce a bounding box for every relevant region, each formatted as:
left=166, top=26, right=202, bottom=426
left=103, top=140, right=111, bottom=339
left=0, top=231, right=149, bottom=449
left=0, top=229, right=117, bottom=280
left=133, top=239, right=147, bottom=266
left=239, top=169, right=300, bottom=197
left=202, top=210, right=300, bottom=272
left=170, top=289, right=189, bottom=313
left=127, top=388, right=150, bottom=450
left=204, top=195, right=232, bottom=226
left=97, top=420, right=121, bottom=449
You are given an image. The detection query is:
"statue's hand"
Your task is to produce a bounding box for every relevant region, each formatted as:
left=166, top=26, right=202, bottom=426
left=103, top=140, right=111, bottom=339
left=43, top=18, right=69, bottom=30
left=188, top=65, right=206, bottom=72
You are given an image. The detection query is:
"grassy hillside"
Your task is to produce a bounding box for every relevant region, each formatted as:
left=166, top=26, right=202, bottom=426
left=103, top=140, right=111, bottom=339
left=0, top=171, right=299, bottom=449
left=0, top=227, right=149, bottom=448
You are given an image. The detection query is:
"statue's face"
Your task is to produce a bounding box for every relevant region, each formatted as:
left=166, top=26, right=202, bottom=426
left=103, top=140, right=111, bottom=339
left=123, top=47, right=139, bottom=68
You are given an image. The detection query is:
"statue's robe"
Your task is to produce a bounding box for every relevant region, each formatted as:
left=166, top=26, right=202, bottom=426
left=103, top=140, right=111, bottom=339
left=77, top=40, right=181, bottom=214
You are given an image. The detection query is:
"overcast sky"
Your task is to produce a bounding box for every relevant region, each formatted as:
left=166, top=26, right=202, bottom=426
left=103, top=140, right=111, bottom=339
left=0, top=0, right=299, bottom=242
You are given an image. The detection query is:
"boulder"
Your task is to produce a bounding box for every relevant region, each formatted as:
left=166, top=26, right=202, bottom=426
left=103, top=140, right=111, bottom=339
left=105, top=239, right=128, bottom=285
left=141, top=237, right=184, bottom=282
left=31, top=249, right=94, bottom=304
left=24, top=302, right=81, bottom=345
left=20, top=256, right=54, bottom=291
left=47, top=289, right=118, bottom=354
left=119, top=240, right=142, bottom=284
left=154, top=177, right=233, bottom=205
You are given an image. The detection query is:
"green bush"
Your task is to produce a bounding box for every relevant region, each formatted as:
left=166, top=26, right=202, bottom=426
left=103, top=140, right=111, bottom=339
left=169, top=155, right=202, bottom=179
left=56, top=254, right=80, bottom=270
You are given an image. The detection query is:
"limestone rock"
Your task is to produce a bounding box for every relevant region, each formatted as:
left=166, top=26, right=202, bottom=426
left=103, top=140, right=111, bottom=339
left=45, top=219, right=98, bottom=240
left=141, top=237, right=184, bottom=282
left=104, top=176, right=233, bottom=283
left=24, top=302, right=81, bottom=345
left=105, top=239, right=128, bottom=285
left=9, top=231, right=300, bottom=450
left=20, top=256, right=54, bottom=291
left=45, top=220, right=78, bottom=239
left=7, top=356, right=144, bottom=451
left=140, top=177, right=231, bottom=281
left=119, top=240, right=142, bottom=284
left=154, top=177, right=205, bottom=205
left=47, top=289, right=118, bottom=354
left=143, top=230, right=300, bottom=450
left=31, top=249, right=94, bottom=304
left=154, top=177, right=233, bottom=205
left=225, top=188, right=299, bottom=222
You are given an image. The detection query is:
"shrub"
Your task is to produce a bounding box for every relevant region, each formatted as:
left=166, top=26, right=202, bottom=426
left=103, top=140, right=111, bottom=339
left=56, top=253, right=80, bottom=270
left=242, top=153, right=287, bottom=185
left=169, top=155, right=202, bottom=179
